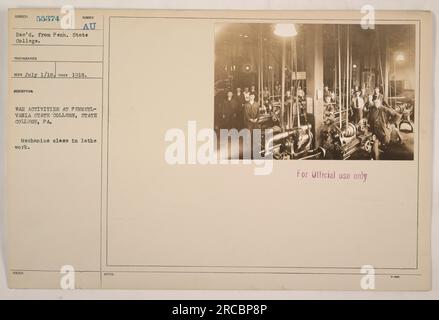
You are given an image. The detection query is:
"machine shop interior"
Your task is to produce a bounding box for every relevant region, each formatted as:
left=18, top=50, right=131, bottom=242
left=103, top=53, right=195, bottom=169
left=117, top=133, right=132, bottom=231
left=214, top=23, right=416, bottom=160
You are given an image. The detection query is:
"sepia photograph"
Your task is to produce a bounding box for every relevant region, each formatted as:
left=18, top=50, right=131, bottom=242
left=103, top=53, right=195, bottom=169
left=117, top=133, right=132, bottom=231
left=214, top=23, right=416, bottom=160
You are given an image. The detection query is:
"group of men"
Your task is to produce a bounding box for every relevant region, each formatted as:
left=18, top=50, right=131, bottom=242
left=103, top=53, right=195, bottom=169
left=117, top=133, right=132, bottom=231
left=215, top=85, right=261, bottom=131
left=216, top=82, right=405, bottom=160
left=216, top=84, right=307, bottom=131
left=323, top=85, right=385, bottom=123
left=323, top=84, right=403, bottom=160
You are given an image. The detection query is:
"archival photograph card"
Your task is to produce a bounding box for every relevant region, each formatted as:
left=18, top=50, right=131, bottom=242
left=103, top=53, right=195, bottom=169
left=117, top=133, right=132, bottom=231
left=6, top=9, right=433, bottom=290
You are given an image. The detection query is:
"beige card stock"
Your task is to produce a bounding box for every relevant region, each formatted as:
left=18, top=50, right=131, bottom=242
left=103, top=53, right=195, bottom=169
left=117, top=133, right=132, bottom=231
left=6, top=9, right=433, bottom=290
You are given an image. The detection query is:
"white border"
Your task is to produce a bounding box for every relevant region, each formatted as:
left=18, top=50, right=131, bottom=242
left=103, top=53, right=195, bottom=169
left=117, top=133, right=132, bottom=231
left=0, top=0, right=437, bottom=299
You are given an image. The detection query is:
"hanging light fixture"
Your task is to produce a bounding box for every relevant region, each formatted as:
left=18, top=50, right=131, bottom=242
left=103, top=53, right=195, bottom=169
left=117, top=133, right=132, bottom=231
left=395, top=53, right=405, bottom=62
left=273, top=23, right=297, bottom=131
left=273, top=24, right=297, bottom=37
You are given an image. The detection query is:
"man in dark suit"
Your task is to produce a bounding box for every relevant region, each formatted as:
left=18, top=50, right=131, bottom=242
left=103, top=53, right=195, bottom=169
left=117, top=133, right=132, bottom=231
left=244, top=93, right=260, bottom=130
left=235, top=87, right=246, bottom=129
left=244, top=93, right=261, bottom=157
left=220, top=90, right=239, bottom=129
